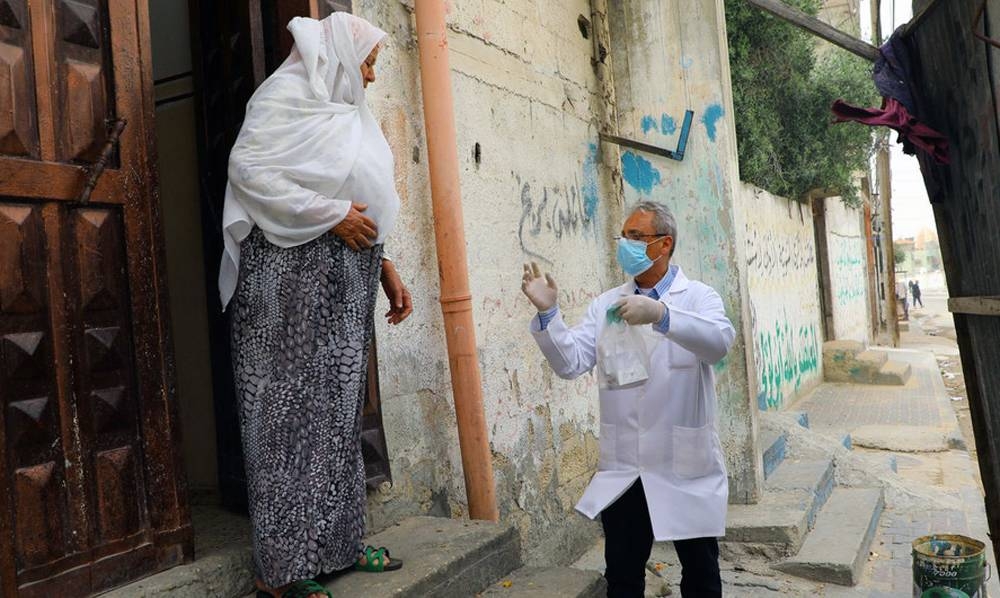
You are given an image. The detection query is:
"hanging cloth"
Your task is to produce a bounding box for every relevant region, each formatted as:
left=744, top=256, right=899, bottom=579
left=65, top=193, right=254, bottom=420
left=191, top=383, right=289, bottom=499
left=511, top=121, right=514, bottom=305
left=831, top=27, right=950, bottom=165
left=218, top=13, right=398, bottom=310
left=832, top=97, right=949, bottom=164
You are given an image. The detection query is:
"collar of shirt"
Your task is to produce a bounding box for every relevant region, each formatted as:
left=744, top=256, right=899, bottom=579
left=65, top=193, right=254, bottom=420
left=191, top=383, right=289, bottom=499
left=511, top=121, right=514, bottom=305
left=632, top=264, right=678, bottom=300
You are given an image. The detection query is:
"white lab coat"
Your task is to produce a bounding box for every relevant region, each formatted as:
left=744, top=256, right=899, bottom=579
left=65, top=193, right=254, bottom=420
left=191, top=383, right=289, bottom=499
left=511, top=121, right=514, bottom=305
left=530, top=267, right=735, bottom=540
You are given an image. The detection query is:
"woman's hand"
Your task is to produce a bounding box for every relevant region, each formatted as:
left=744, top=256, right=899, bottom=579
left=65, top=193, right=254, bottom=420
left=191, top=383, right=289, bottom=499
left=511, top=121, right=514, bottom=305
left=380, top=260, right=413, bottom=325
left=331, top=202, right=378, bottom=250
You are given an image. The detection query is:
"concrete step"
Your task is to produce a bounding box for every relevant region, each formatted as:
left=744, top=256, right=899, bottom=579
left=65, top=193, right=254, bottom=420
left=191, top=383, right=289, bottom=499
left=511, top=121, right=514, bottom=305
left=323, top=516, right=521, bottom=598
left=763, top=459, right=835, bottom=531
left=856, top=350, right=888, bottom=369
left=822, top=341, right=866, bottom=383
left=725, top=458, right=834, bottom=553
left=849, top=350, right=889, bottom=383
left=762, top=428, right=787, bottom=480
left=773, top=487, right=884, bottom=586
left=481, top=567, right=607, bottom=597
left=786, top=411, right=811, bottom=429
left=103, top=506, right=254, bottom=598
left=875, top=360, right=912, bottom=385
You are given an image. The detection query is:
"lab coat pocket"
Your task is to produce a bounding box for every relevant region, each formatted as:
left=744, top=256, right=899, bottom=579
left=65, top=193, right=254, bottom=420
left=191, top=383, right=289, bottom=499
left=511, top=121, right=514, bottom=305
left=598, top=423, right=616, bottom=470
left=668, top=344, right=699, bottom=369
left=672, top=424, right=715, bottom=479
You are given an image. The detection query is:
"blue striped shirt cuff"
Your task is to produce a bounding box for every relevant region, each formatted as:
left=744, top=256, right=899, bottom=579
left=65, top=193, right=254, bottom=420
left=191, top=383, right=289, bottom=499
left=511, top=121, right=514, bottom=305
left=537, top=306, right=559, bottom=330
left=652, top=304, right=671, bottom=334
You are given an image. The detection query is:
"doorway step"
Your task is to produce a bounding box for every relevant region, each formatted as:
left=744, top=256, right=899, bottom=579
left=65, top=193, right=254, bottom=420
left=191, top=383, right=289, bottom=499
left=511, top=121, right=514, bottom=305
left=823, top=340, right=912, bottom=385
left=103, top=507, right=606, bottom=597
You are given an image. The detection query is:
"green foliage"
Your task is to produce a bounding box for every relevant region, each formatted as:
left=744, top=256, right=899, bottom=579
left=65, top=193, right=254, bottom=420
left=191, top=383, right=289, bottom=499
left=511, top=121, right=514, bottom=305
left=725, top=0, right=879, bottom=205
left=893, top=242, right=907, bottom=266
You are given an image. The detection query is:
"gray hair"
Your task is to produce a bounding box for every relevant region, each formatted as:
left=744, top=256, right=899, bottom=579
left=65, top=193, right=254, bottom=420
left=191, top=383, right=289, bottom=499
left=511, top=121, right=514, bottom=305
left=630, top=201, right=677, bottom=256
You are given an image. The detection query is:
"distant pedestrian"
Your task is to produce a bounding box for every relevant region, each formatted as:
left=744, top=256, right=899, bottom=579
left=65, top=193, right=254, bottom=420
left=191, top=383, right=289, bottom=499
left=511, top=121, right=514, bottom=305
left=912, top=280, right=924, bottom=308
left=896, top=280, right=909, bottom=320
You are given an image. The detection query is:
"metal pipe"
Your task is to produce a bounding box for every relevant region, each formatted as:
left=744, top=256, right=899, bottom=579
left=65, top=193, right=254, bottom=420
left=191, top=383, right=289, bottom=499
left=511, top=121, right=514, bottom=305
left=414, top=0, right=498, bottom=521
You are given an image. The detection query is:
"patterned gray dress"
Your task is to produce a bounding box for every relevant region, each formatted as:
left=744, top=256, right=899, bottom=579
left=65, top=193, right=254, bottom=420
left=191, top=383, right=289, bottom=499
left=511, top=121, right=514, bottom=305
left=230, top=227, right=382, bottom=587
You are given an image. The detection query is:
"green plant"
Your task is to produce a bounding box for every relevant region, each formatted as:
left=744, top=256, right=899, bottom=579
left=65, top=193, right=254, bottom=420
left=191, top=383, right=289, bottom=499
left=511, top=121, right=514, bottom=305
left=725, top=0, right=879, bottom=205
left=893, top=243, right=907, bottom=266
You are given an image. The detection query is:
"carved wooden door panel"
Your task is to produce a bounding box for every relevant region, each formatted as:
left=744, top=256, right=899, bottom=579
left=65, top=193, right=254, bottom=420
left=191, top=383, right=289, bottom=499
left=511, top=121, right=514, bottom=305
left=0, top=1, right=190, bottom=596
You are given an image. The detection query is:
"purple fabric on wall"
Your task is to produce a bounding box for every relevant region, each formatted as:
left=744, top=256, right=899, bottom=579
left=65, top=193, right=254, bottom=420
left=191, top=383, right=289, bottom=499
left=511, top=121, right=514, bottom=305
left=831, top=97, right=950, bottom=164
left=831, top=27, right=949, bottom=165
left=874, top=27, right=917, bottom=113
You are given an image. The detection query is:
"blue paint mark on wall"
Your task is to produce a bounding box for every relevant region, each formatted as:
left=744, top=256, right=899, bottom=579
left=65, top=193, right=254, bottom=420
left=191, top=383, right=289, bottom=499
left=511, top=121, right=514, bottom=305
left=621, top=151, right=661, bottom=194
left=661, top=114, right=677, bottom=135
left=641, top=115, right=658, bottom=134
left=582, top=143, right=599, bottom=220
left=702, top=104, right=724, bottom=142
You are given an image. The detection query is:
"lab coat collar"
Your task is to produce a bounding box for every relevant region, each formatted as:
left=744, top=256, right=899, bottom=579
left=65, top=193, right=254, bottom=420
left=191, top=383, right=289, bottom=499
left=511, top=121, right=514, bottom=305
left=617, top=265, right=691, bottom=296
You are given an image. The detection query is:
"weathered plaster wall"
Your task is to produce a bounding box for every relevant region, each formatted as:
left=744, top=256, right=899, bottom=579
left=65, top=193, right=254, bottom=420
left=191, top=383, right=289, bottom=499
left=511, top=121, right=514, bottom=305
left=354, top=0, right=619, bottom=559
left=606, top=0, right=762, bottom=503
left=825, top=199, right=872, bottom=343
left=739, top=184, right=823, bottom=411
left=351, top=0, right=764, bottom=560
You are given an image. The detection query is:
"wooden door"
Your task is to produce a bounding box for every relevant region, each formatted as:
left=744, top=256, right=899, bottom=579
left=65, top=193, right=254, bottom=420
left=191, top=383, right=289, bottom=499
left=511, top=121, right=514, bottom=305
left=0, top=1, right=191, bottom=596
left=191, top=0, right=390, bottom=511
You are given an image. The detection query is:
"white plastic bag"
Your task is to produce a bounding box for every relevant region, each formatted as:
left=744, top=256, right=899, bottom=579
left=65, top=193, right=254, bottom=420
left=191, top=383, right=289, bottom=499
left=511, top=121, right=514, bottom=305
left=597, top=306, right=650, bottom=389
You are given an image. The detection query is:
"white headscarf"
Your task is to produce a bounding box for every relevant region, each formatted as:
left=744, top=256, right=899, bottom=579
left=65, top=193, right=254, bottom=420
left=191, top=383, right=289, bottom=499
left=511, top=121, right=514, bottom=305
left=219, top=13, right=398, bottom=310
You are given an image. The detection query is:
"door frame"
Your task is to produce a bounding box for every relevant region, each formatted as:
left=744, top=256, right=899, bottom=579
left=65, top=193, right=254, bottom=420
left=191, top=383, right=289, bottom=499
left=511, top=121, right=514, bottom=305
left=812, top=196, right=835, bottom=341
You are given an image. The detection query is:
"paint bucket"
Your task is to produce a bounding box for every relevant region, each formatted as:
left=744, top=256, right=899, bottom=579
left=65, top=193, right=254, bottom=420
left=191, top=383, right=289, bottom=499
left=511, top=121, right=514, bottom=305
left=912, top=534, right=990, bottom=598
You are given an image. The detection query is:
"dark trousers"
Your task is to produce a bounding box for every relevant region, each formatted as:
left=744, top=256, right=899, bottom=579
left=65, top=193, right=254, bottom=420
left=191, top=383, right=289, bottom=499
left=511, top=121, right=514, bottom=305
left=913, top=294, right=923, bottom=307
left=601, top=480, right=722, bottom=598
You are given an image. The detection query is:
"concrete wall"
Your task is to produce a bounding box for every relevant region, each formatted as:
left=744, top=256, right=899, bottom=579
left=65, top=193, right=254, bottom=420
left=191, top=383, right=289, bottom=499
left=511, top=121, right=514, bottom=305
left=825, top=199, right=872, bottom=343
left=353, top=0, right=620, bottom=559
left=739, top=184, right=823, bottom=411
left=351, top=0, right=762, bottom=558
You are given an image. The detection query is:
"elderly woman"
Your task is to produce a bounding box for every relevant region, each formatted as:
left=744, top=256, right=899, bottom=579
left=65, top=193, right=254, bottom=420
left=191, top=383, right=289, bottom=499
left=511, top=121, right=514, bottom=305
left=218, top=12, right=412, bottom=598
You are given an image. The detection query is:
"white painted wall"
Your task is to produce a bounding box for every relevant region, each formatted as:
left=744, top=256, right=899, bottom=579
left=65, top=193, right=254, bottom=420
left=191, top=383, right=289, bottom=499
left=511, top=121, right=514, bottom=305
left=825, top=199, right=872, bottom=343
left=738, top=183, right=823, bottom=411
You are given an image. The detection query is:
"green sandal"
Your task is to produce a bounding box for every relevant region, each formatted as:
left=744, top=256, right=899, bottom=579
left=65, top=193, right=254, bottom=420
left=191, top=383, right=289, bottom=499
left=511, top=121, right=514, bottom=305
left=256, top=579, right=331, bottom=598
left=355, top=545, right=403, bottom=572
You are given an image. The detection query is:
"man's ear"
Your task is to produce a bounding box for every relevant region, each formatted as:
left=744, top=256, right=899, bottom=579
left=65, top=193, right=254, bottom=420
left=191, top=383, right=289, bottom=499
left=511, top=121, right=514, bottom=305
left=662, top=236, right=674, bottom=258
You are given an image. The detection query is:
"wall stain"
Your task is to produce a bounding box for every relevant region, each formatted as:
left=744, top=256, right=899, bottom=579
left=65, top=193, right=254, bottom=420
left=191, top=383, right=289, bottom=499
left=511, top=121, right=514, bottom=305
left=661, top=114, right=677, bottom=135
left=582, top=143, right=599, bottom=221
left=641, top=115, right=658, bottom=134
left=702, top=103, right=724, bottom=142
left=621, top=151, right=661, bottom=194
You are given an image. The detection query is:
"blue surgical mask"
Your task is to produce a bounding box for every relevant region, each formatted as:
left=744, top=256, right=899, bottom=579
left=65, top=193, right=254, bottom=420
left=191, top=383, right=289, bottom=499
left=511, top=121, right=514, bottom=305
left=616, top=237, right=665, bottom=276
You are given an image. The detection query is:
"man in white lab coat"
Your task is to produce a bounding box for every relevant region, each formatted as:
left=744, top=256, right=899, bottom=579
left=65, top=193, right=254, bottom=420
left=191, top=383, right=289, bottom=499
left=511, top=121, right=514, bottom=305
left=522, top=201, right=735, bottom=597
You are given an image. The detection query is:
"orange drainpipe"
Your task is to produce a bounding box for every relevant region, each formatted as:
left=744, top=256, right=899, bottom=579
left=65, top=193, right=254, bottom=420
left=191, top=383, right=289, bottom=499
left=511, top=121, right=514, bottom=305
left=414, top=0, right=499, bottom=521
